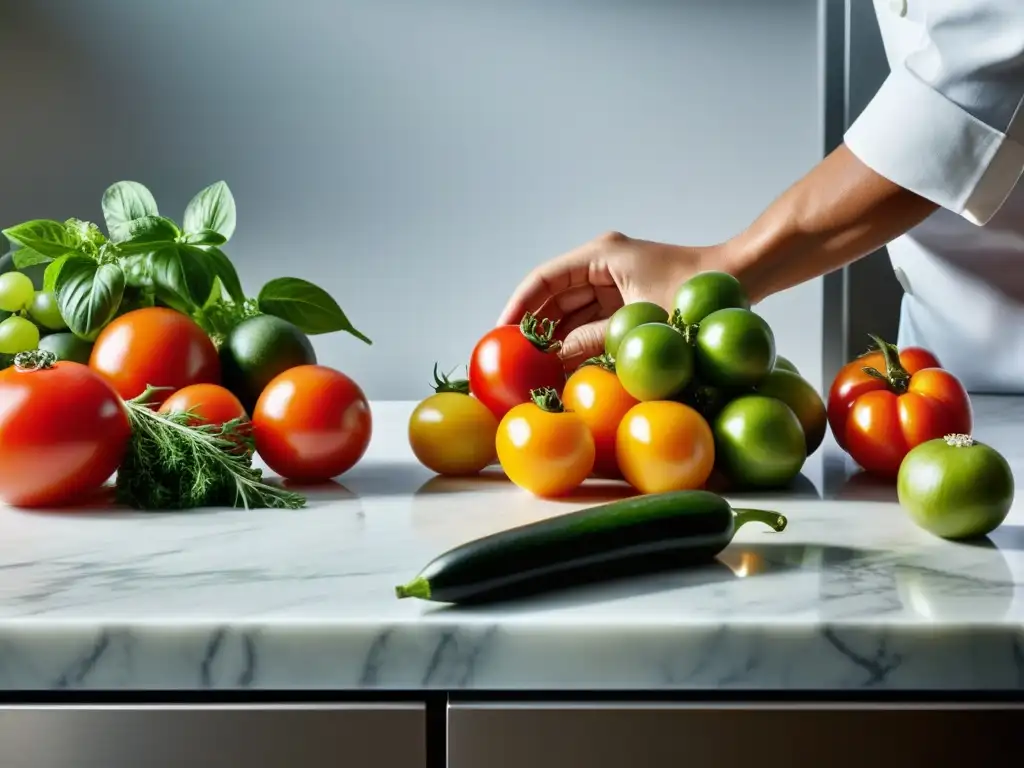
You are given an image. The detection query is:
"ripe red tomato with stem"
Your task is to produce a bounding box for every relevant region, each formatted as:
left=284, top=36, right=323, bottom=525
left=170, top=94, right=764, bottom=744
left=469, top=312, right=566, bottom=420
left=0, top=350, right=131, bottom=508
left=828, top=335, right=971, bottom=478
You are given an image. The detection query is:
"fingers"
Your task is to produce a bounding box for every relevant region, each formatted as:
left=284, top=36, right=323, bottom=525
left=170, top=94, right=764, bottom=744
left=496, top=246, right=596, bottom=326
left=558, top=319, right=608, bottom=370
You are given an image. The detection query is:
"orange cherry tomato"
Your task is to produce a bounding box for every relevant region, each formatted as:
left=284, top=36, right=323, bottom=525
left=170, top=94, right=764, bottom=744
left=495, top=388, right=595, bottom=497
left=562, top=362, right=638, bottom=478
left=616, top=401, right=715, bottom=494
left=159, top=383, right=251, bottom=453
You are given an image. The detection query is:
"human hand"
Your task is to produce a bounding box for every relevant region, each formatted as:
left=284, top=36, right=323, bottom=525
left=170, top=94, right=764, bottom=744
left=497, top=231, right=716, bottom=369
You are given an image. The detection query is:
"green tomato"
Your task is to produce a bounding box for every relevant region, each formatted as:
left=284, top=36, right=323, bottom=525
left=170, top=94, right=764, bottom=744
left=695, top=308, right=776, bottom=389
left=0, top=315, right=41, bottom=354
left=28, top=291, right=67, bottom=330
left=773, top=355, right=799, bottom=375
left=0, top=271, right=35, bottom=312
left=38, top=332, right=94, bottom=364
left=755, top=369, right=827, bottom=455
left=713, top=395, right=805, bottom=488
left=897, top=435, right=1014, bottom=541
left=672, top=271, right=750, bottom=325
left=615, top=322, right=694, bottom=401
left=605, top=301, right=668, bottom=358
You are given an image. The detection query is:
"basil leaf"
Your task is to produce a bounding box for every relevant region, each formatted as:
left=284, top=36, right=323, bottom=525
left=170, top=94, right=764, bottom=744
left=121, top=253, right=154, bottom=288
left=55, top=257, right=126, bottom=340
left=258, top=277, right=371, bottom=343
left=150, top=244, right=215, bottom=311
left=43, top=254, right=74, bottom=293
left=183, top=229, right=227, bottom=246
left=2, top=219, right=79, bottom=258
left=102, top=181, right=159, bottom=242
left=117, top=215, right=181, bottom=254
left=11, top=247, right=52, bottom=268
left=200, top=245, right=245, bottom=304
left=183, top=181, right=236, bottom=241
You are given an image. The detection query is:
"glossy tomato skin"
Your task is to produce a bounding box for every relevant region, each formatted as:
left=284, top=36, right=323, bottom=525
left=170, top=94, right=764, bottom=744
left=843, top=368, right=972, bottom=478
left=408, top=393, right=498, bottom=476
left=469, top=324, right=565, bottom=420
left=495, top=403, right=595, bottom=497
left=563, top=365, right=638, bottom=478
left=159, top=383, right=251, bottom=453
left=616, top=401, right=715, bottom=494
left=90, top=307, right=220, bottom=403
left=252, top=365, right=372, bottom=482
left=827, top=345, right=941, bottom=450
left=0, top=360, right=131, bottom=508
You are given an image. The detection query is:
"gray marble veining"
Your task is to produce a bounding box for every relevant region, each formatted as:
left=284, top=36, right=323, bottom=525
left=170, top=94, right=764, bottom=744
left=1, top=398, right=1023, bottom=691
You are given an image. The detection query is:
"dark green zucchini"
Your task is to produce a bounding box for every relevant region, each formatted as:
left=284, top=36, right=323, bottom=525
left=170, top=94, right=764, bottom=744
left=395, top=489, right=787, bottom=604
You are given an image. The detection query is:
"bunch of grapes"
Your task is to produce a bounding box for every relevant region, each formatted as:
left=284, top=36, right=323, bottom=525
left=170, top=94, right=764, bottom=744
left=0, top=273, right=66, bottom=354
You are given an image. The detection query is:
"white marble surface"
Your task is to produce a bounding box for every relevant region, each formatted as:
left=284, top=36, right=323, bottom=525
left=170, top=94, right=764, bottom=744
left=1, top=397, right=1023, bottom=692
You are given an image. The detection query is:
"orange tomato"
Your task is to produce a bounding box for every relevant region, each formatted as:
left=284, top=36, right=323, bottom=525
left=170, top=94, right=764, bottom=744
left=495, top=388, right=595, bottom=497
left=409, top=392, right=499, bottom=476
left=159, top=383, right=251, bottom=452
left=616, top=401, right=715, bottom=494
left=562, top=363, right=638, bottom=478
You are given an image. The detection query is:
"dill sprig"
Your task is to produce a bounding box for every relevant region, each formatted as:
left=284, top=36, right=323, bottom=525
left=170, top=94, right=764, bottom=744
left=116, top=385, right=306, bottom=511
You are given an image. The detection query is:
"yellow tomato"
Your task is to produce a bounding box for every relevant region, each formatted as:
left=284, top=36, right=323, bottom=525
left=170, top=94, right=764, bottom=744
left=496, top=390, right=595, bottom=497
left=616, top=401, right=715, bottom=494
left=562, top=363, right=638, bottom=478
left=408, top=392, right=499, bottom=476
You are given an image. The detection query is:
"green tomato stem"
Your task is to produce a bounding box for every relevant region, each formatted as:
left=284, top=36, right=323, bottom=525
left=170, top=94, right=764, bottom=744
left=530, top=387, right=566, bottom=413
left=519, top=312, right=562, bottom=353
left=732, top=508, right=788, bottom=533
left=431, top=362, right=470, bottom=394
left=861, top=333, right=911, bottom=394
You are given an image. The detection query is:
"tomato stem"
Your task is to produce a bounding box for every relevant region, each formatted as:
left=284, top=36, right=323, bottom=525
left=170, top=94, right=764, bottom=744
left=732, top=508, right=788, bottom=533
left=13, top=349, right=57, bottom=371
left=530, top=387, right=566, bottom=413
left=130, top=384, right=178, bottom=406
left=944, top=433, right=975, bottom=448
left=669, top=310, right=700, bottom=345
left=580, top=353, right=616, bottom=372
left=431, top=363, right=470, bottom=395
left=519, top=312, right=562, bottom=353
left=861, top=333, right=911, bottom=394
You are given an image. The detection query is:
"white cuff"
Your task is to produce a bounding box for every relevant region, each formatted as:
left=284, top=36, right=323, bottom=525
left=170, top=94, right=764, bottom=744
left=844, top=65, right=1024, bottom=226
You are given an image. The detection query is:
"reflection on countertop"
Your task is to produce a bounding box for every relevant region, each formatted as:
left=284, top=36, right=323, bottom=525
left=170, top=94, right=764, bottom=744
left=0, top=398, right=1022, bottom=692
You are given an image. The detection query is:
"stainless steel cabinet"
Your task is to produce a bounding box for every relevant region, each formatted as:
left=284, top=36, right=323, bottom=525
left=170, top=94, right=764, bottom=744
left=0, top=704, right=425, bottom=768
left=448, top=703, right=1024, bottom=768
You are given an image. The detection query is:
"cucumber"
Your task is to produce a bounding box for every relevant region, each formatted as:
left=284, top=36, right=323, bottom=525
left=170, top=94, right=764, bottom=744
left=395, top=489, right=787, bottom=604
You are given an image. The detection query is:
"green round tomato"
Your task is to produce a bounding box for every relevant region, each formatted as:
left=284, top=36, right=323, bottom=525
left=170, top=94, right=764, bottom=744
left=605, top=301, right=669, bottom=358
left=713, top=395, right=805, bottom=488
left=38, top=332, right=94, bottom=364
left=774, top=355, right=799, bottom=375
left=28, top=291, right=67, bottom=331
left=897, top=435, right=1014, bottom=541
left=755, top=369, right=827, bottom=455
left=672, top=271, right=750, bottom=325
left=615, top=322, right=694, bottom=401
left=695, top=308, right=776, bottom=389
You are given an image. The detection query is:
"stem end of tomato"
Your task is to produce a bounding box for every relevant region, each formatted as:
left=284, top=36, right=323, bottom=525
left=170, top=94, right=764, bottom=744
left=395, top=576, right=431, bottom=601
left=944, top=433, right=974, bottom=448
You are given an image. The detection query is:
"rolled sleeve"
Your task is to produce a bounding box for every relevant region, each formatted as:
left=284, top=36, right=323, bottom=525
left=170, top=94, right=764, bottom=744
left=844, top=1, right=1024, bottom=226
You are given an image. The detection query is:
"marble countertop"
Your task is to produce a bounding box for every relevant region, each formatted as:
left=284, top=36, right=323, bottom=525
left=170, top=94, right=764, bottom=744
left=1, top=397, right=1023, bottom=693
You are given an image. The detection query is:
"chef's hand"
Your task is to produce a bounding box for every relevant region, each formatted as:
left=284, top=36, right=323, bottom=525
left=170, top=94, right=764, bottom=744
left=497, top=231, right=715, bottom=370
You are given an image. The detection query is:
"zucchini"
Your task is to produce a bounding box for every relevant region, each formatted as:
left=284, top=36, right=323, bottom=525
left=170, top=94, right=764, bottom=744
left=395, top=489, right=787, bottom=604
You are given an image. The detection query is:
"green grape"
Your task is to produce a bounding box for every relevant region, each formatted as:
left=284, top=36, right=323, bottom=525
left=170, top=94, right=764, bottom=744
left=0, top=316, right=41, bottom=354
left=28, top=291, right=67, bottom=330
left=0, top=272, right=35, bottom=312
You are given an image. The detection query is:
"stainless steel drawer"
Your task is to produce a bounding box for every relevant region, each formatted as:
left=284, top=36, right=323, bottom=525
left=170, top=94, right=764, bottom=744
left=0, top=704, right=425, bottom=768
left=448, top=703, right=1024, bottom=768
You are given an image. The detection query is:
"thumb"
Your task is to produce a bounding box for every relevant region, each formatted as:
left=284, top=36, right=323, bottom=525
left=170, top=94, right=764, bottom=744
left=559, top=320, right=607, bottom=369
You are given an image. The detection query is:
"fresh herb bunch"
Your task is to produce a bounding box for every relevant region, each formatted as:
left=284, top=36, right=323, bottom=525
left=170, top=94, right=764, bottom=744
left=118, top=386, right=306, bottom=511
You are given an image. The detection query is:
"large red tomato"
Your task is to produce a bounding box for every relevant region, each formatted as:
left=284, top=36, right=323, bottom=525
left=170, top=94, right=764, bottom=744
left=469, top=312, right=565, bottom=419
left=0, top=351, right=131, bottom=508
left=90, top=307, right=220, bottom=403
left=252, top=365, right=372, bottom=482
left=827, top=336, right=970, bottom=478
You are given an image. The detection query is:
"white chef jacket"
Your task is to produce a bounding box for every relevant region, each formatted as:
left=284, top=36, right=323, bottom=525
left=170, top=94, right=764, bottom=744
left=844, top=0, right=1024, bottom=393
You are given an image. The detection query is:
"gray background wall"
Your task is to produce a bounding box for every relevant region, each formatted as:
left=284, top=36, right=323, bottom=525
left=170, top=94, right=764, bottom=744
left=0, top=0, right=822, bottom=399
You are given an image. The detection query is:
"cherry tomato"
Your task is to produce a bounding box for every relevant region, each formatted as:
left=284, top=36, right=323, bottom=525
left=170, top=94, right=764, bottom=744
left=829, top=336, right=970, bottom=478
left=495, top=388, right=595, bottom=497
left=159, top=383, right=251, bottom=453
left=409, top=368, right=499, bottom=476
left=252, top=365, right=372, bottom=482
left=0, top=351, right=131, bottom=508
left=562, top=362, right=638, bottom=477
left=827, top=339, right=941, bottom=450
left=616, top=401, right=715, bottom=494
left=90, top=307, right=220, bottom=403
left=469, top=312, right=565, bottom=420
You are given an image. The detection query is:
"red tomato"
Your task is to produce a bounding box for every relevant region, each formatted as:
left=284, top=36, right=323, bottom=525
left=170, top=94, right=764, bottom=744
left=159, top=384, right=251, bottom=452
left=827, top=337, right=970, bottom=478
left=90, top=307, right=220, bottom=403
left=562, top=362, right=638, bottom=478
left=469, top=312, right=565, bottom=420
left=252, top=365, right=372, bottom=482
left=0, top=352, right=131, bottom=508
